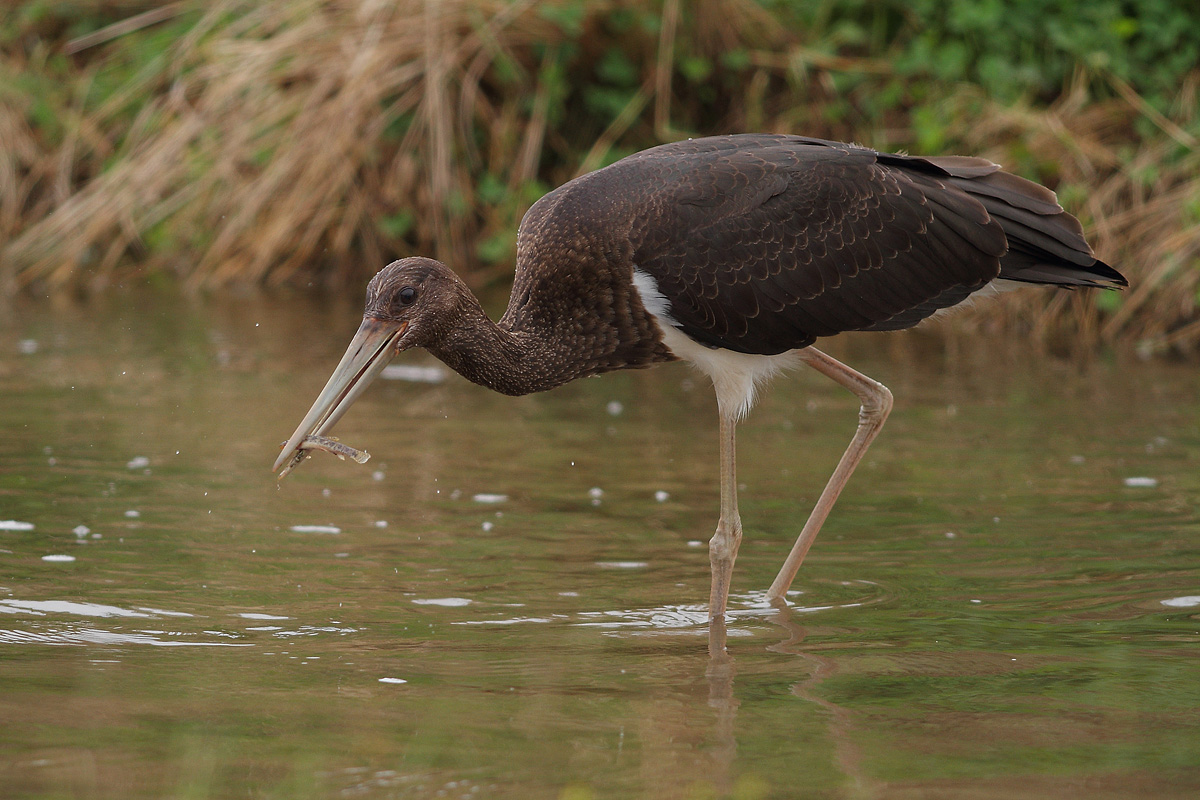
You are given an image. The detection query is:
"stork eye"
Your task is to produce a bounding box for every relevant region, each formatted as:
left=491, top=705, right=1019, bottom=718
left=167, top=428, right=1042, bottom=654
left=398, top=287, right=417, bottom=305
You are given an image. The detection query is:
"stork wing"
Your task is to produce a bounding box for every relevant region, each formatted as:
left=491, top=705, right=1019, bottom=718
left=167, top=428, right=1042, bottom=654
left=624, top=135, right=1104, bottom=354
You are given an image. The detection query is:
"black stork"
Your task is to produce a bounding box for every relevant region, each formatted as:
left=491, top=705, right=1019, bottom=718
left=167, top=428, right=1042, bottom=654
left=274, top=133, right=1126, bottom=620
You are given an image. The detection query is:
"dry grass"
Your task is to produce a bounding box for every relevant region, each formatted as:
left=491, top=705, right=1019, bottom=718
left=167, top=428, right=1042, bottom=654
left=4, top=0, right=581, bottom=291
left=934, top=73, right=1200, bottom=355
left=2, top=0, right=1197, bottom=353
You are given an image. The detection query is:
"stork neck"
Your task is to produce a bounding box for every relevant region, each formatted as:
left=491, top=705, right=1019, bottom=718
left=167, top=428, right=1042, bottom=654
left=426, top=305, right=578, bottom=397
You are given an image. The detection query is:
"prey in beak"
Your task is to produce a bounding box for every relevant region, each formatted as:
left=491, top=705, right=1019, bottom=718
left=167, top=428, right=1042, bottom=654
left=274, top=317, right=407, bottom=478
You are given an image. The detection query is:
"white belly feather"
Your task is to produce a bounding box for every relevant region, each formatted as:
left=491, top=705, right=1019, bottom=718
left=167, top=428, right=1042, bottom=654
left=631, top=269, right=803, bottom=420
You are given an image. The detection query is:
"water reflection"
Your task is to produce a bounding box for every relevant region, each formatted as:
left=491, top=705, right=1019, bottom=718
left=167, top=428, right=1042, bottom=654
left=2, top=289, right=1199, bottom=797
left=443, top=583, right=885, bottom=637
left=765, top=610, right=880, bottom=800
left=0, top=600, right=248, bottom=647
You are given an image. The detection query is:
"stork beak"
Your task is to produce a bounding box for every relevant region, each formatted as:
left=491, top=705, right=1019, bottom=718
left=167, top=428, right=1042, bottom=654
left=273, top=317, right=408, bottom=477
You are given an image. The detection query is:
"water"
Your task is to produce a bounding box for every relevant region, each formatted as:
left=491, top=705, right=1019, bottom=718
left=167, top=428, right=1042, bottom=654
left=2, top=289, right=1198, bottom=798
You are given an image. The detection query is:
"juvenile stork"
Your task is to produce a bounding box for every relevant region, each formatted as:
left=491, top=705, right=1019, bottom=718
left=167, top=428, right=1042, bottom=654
left=274, top=134, right=1126, bottom=620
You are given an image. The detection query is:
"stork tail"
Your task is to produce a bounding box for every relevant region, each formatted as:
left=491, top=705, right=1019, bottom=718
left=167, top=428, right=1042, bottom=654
left=926, top=157, right=1127, bottom=290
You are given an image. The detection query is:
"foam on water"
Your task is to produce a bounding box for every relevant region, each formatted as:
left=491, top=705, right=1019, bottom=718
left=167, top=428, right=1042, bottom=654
left=412, top=598, right=472, bottom=607
left=381, top=364, right=445, bottom=383
left=1, top=600, right=153, bottom=618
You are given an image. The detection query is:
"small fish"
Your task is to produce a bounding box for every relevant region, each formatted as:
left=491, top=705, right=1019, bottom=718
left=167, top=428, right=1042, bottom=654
left=277, top=435, right=370, bottom=479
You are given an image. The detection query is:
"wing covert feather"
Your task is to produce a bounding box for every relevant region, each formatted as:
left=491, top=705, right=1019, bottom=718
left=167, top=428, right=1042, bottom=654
left=629, top=137, right=1005, bottom=353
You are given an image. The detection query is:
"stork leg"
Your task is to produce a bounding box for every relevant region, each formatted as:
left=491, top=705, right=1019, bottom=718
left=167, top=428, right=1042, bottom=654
left=767, top=347, right=893, bottom=601
left=708, top=411, right=741, bottom=621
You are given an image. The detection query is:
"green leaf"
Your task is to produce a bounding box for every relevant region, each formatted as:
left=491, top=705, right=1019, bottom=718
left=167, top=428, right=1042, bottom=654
left=378, top=211, right=414, bottom=239
left=477, top=173, right=508, bottom=206
left=537, top=4, right=584, bottom=36
left=476, top=231, right=515, bottom=264
left=596, top=48, right=638, bottom=87
left=1094, top=290, right=1123, bottom=313
left=679, top=56, right=712, bottom=84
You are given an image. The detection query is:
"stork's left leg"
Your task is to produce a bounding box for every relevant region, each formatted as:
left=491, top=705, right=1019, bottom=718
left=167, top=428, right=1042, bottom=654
left=708, top=412, right=741, bottom=621
left=767, top=347, right=893, bottom=601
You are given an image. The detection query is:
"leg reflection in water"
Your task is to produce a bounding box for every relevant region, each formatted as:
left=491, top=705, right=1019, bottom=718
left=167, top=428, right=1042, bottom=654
left=703, top=606, right=880, bottom=799
left=706, top=616, right=740, bottom=798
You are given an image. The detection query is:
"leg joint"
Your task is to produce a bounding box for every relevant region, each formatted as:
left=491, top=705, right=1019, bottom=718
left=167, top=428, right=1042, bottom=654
left=709, top=516, right=742, bottom=562
left=859, top=380, right=893, bottom=420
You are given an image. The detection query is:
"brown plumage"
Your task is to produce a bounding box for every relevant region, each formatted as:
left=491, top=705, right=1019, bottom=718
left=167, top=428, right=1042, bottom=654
left=274, top=134, right=1125, bottom=625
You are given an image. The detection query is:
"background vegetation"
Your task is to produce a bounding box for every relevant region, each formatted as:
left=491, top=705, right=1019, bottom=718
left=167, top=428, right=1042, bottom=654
left=2, top=0, right=1199, bottom=353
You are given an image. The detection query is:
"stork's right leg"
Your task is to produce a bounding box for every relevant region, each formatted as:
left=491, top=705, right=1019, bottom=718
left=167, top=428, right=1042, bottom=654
left=708, top=412, right=742, bottom=621
left=767, top=347, right=893, bottom=601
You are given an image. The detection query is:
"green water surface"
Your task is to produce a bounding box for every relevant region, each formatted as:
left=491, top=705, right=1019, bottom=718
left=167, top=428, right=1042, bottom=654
left=1, top=291, right=1198, bottom=799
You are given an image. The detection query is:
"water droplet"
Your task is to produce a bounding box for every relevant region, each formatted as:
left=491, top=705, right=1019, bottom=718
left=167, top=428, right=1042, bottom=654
left=1123, top=476, right=1158, bottom=488
left=289, top=525, right=341, bottom=534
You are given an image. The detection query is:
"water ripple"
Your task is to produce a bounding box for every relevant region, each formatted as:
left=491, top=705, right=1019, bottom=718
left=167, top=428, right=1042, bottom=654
left=1, top=599, right=155, bottom=618
left=450, top=581, right=889, bottom=634
left=0, top=598, right=245, bottom=647
left=0, top=627, right=252, bottom=647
